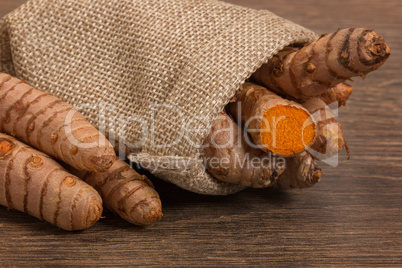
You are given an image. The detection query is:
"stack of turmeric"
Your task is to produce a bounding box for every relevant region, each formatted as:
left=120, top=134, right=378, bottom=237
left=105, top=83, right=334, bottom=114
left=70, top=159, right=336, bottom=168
left=0, top=28, right=389, bottom=230
left=203, top=28, right=389, bottom=188
left=0, top=73, right=162, bottom=230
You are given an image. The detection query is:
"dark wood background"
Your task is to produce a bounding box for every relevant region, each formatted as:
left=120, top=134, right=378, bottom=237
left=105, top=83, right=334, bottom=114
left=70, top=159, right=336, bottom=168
left=1, top=0, right=401, bottom=266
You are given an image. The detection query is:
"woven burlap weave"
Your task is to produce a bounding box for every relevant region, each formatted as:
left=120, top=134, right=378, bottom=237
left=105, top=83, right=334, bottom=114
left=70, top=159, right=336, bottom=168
left=0, top=0, right=318, bottom=195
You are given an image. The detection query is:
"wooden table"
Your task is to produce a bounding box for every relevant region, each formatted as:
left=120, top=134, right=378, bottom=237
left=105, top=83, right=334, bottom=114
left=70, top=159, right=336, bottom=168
left=1, top=0, right=401, bottom=266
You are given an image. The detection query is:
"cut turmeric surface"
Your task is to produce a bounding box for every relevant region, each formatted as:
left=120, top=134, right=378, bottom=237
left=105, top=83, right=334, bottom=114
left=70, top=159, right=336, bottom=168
left=228, top=82, right=316, bottom=156
left=70, top=160, right=163, bottom=226
left=203, top=112, right=285, bottom=188
left=260, top=105, right=316, bottom=156
left=0, top=73, right=116, bottom=172
left=0, top=133, right=103, bottom=231
left=252, top=28, right=390, bottom=100
left=202, top=112, right=320, bottom=190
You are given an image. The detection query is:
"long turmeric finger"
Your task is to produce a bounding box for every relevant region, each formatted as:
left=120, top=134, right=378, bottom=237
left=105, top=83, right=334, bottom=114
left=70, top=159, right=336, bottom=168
left=272, top=152, right=321, bottom=189
left=228, top=82, right=316, bottom=156
left=252, top=28, right=390, bottom=100
left=0, top=73, right=116, bottom=172
left=0, top=133, right=103, bottom=231
left=202, top=112, right=285, bottom=188
left=70, top=160, right=163, bottom=226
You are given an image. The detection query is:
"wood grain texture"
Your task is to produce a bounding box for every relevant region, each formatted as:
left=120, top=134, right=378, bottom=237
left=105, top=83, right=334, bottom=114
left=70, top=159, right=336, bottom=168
left=0, top=0, right=401, bottom=266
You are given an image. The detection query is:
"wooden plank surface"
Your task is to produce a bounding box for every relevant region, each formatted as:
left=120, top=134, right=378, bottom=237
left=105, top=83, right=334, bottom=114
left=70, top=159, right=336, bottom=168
left=0, top=0, right=401, bottom=266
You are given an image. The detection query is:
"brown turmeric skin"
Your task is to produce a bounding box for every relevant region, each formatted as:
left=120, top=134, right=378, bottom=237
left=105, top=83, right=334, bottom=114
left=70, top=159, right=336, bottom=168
left=302, top=97, right=347, bottom=158
left=228, top=82, right=316, bottom=156
left=203, top=112, right=285, bottom=188
left=71, top=160, right=163, bottom=226
left=320, top=83, right=353, bottom=106
left=0, top=73, right=116, bottom=172
left=272, top=152, right=321, bottom=189
left=0, top=133, right=103, bottom=231
left=252, top=28, right=390, bottom=100
left=203, top=112, right=320, bottom=190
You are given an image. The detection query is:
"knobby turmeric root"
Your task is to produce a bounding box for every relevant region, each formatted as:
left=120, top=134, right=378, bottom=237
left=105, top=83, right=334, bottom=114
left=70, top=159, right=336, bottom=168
left=202, top=112, right=320, bottom=190
left=0, top=133, right=103, bottom=231
left=202, top=112, right=285, bottom=188
left=320, top=83, right=353, bottom=106
left=252, top=28, right=390, bottom=100
left=228, top=82, right=316, bottom=156
left=272, top=152, right=322, bottom=189
left=0, top=73, right=116, bottom=172
left=302, top=97, right=347, bottom=158
left=70, top=160, right=163, bottom=226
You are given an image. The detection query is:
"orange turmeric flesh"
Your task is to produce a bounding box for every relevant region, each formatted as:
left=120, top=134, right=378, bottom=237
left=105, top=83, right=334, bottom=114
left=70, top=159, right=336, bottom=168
left=228, top=82, right=317, bottom=157
left=260, top=105, right=316, bottom=155
left=0, top=138, right=15, bottom=158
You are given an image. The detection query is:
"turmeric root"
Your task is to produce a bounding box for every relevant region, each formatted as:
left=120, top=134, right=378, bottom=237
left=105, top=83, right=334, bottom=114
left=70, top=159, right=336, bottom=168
left=251, top=28, right=390, bottom=100
left=202, top=112, right=285, bottom=188
left=0, top=73, right=116, bottom=172
left=302, top=97, right=347, bottom=158
left=228, top=82, right=316, bottom=156
left=272, top=152, right=321, bottom=189
left=70, top=160, right=163, bottom=226
left=0, top=133, right=103, bottom=231
left=320, top=83, right=353, bottom=106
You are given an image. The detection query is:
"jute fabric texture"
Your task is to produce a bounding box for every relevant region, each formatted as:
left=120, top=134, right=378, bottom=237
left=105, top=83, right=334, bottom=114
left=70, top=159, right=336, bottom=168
left=0, top=0, right=317, bottom=194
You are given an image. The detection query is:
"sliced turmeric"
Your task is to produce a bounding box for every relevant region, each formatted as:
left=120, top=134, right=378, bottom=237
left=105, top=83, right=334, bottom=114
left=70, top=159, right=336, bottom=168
left=228, top=82, right=316, bottom=156
left=203, top=112, right=285, bottom=188
left=70, top=160, right=163, bottom=226
left=0, top=133, right=103, bottom=231
left=202, top=112, right=321, bottom=190
left=0, top=73, right=116, bottom=172
left=252, top=28, right=390, bottom=100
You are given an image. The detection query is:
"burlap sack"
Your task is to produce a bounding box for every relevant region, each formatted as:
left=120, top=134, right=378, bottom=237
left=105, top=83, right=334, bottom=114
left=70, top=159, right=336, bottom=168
left=0, top=0, right=318, bottom=195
